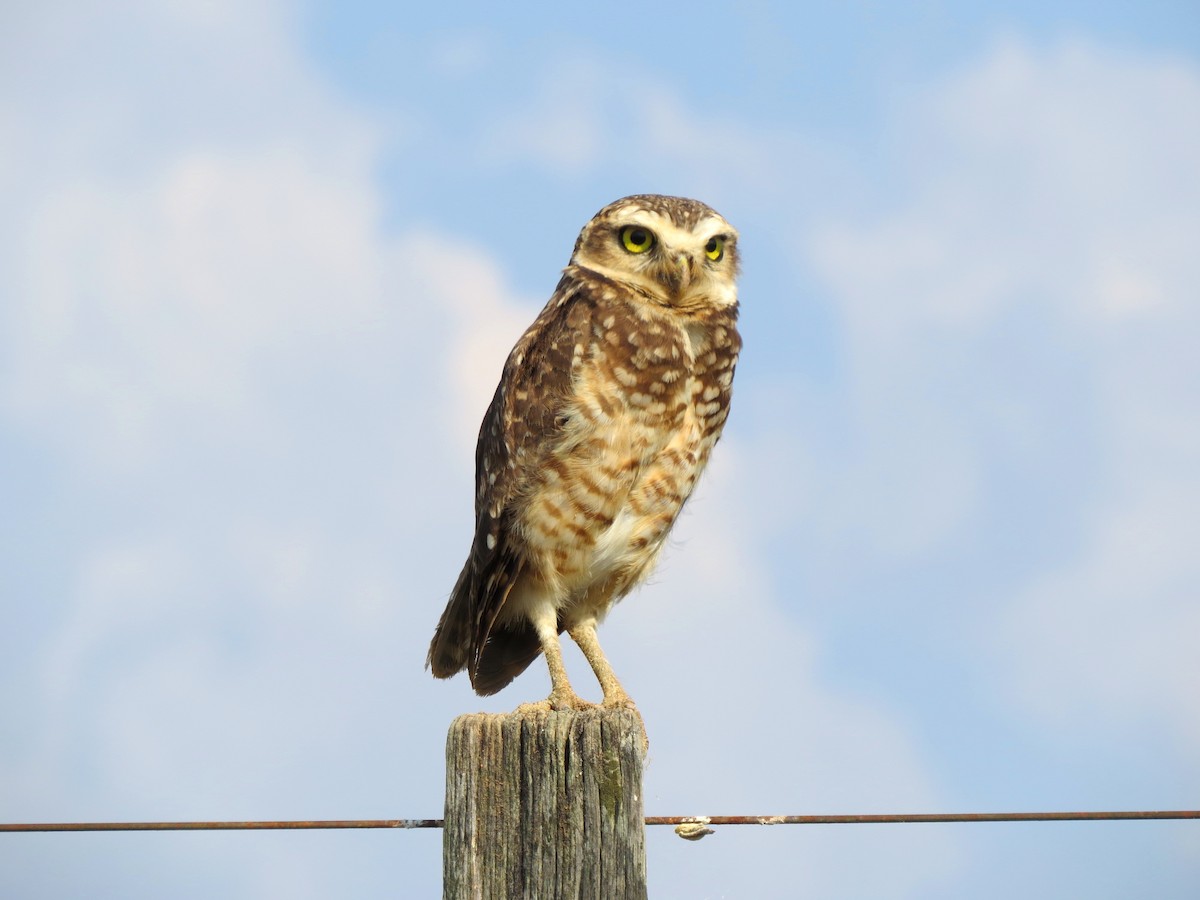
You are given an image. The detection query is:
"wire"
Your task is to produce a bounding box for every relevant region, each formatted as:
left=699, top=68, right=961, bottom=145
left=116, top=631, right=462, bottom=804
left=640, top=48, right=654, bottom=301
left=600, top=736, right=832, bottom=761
left=0, top=819, right=440, bottom=832
left=3, top=810, right=1197, bottom=833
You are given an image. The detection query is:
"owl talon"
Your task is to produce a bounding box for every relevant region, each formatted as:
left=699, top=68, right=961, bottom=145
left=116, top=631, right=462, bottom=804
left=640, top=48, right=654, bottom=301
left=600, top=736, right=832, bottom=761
left=548, top=690, right=596, bottom=711
left=601, top=694, right=637, bottom=710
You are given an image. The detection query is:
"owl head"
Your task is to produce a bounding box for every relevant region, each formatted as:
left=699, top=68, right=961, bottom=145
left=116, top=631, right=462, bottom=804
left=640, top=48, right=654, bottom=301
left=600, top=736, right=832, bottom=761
left=570, top=194, right=740, bottom=311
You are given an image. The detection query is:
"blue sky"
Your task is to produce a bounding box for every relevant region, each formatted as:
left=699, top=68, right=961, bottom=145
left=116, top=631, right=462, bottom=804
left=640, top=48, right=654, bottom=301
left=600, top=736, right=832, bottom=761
left=2, top=1, right=1198, bottom=897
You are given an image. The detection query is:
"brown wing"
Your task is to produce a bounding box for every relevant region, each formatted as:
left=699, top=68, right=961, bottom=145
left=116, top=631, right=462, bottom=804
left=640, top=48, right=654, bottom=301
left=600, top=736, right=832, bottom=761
left=427, top=274, right=592, bottom=687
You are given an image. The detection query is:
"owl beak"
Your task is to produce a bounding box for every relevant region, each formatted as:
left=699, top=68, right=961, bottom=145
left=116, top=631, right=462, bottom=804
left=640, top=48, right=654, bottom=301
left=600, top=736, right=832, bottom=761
left=665, top=253, right=695, bottom=294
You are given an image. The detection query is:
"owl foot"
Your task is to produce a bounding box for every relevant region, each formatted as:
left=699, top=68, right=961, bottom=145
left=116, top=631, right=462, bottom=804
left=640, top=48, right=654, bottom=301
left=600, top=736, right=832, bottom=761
left=600, top=690, right=637, bottom=710
left=514, top=699, right=554, bottom=716
left=514, top=691, right=596, bottom=715
left=548, top=689, right=598, bottom=711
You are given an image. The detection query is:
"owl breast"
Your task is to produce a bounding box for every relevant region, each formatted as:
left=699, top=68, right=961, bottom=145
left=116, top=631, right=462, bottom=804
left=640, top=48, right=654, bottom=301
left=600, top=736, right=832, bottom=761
left=515, top=293, right=740, bottom=620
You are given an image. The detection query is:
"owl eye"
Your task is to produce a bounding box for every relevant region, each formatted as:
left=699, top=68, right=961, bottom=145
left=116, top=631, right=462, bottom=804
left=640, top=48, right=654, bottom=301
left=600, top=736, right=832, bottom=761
left=620, top=226, right=655, bottom=254
left=704, top=236, right=725, bottom=262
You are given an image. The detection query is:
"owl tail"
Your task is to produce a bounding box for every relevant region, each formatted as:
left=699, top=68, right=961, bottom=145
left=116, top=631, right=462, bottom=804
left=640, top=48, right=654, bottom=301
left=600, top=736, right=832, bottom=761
left=429, top=534, right=537, bottom=693
left=471, top=624, right=544, bottom=696
left=427, top=563, right=474, bottom=678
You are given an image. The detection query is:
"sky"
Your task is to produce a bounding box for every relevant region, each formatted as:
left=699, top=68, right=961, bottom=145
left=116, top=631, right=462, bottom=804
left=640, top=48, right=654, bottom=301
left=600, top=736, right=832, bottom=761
left=1, top=1, right=1198, bottom=897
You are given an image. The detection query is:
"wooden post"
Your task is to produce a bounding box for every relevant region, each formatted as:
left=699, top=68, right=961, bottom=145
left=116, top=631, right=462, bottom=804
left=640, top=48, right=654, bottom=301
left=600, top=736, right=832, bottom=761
left=443, top=707, right=648, bottom=900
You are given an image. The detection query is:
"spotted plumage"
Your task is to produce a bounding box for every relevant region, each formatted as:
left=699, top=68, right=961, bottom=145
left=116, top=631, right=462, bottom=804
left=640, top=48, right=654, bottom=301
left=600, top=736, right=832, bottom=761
left=428, top=194, right=742, bottom=709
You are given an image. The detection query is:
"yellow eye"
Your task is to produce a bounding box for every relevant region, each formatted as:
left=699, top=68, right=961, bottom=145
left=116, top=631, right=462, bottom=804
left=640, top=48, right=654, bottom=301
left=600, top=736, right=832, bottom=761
left=620, top=226, right=655, bottom=254
left=704, top=236, right=725, bottom=261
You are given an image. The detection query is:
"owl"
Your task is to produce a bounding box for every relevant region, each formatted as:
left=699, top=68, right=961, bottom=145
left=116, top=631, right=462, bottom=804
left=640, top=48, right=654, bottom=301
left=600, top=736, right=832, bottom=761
left=427, top=194, right=741, bottom=710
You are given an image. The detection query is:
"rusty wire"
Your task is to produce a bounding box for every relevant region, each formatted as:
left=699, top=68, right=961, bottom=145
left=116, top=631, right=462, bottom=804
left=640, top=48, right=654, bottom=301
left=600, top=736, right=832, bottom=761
left=2, top=810, right=1197, bottom=833
left=646, top=810, right=1200, bottom=826
left=0, top=819, right=441, bottom=832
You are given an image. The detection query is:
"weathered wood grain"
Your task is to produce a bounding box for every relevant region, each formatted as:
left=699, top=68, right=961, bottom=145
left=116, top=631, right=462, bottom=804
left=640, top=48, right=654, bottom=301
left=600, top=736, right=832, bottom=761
left=443, top=707, right=647, bottom=900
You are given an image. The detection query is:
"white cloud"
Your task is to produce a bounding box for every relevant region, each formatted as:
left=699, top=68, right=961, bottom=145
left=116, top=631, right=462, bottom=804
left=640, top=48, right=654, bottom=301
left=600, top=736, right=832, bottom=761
left=401, top=233, right=540, bottom=446
left=0, top=0, right=390, bottom=475
left=1004, top=484, right=1200, bottom=746
left=806, top=39, right=1200, bottom=752
left=0, top=4, right=443, bottom=894
left=614, top=443, right=963, bottom=896
left=477, top=55, right=840, bottom=207
left=7, top=150, right=389, bottom=466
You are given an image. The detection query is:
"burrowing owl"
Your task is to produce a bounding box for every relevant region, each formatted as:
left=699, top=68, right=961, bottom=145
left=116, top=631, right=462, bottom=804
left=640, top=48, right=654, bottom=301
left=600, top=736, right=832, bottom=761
left=428, top=194, right=741, bottom=709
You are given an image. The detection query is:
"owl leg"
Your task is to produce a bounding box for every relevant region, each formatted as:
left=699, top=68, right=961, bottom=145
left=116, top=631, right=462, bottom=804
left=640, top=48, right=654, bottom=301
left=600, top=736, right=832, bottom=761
left=529, top=604, right=590, bottom=711
left=568, top=619, right=634, bottom=709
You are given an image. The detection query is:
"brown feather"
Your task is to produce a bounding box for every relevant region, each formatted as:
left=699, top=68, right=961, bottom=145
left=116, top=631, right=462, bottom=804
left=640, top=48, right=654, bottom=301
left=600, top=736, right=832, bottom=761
left=427, top=278, right=585, bottom=683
